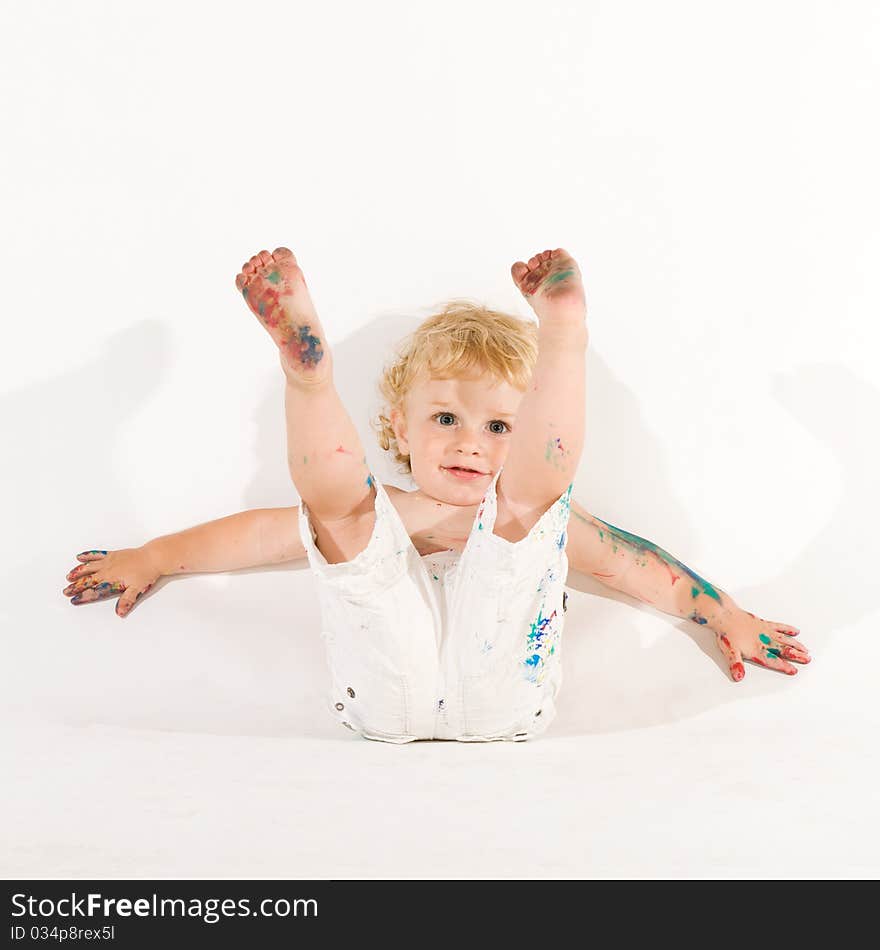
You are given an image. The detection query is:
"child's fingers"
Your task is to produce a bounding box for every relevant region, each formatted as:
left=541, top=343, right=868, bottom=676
left=116, top=588, right=142, bottom=617
left=75, top=550, right=108, bottom=562
left=716, top=633, right=745, bottom=682
left=70, top=581, right=126, bottom=605
left=771, top=622, right=800, bottom=637
left=116, top=595, right=135, bottom=617
left=747, top=611, right=800, bottom=637
left=65, top=561, right=102, bottom=583
left=747, top=650, right=798, bottom=676
left=777, top=632, right=806, bottom=648
left=769, top=633, right=810, bottom=659
left=116, top=582, right=155, bottom=618
left=781, top=645, right=811, bottom=664
left=780, top=637, right=810, bottom=655
left=64, top=573, right=111, bottom=597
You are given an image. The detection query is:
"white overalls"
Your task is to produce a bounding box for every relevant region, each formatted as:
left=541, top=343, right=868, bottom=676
left=298, top=466, right=573, bottom=743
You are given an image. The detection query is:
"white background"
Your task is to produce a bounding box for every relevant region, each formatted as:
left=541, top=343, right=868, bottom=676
left=2, top=0, right=878, bottom=878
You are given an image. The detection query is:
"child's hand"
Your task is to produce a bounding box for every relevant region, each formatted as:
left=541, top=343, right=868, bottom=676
left=62, top=548, right=160, bottom=618
left=714, top=610, right=811, bottom=681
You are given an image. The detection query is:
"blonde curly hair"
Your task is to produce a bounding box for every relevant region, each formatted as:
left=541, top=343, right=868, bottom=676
left=372, top=299, right=539, bottom=475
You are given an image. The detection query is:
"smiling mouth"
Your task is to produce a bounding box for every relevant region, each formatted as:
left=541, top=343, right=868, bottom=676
left=442, top=466, right=487, bottom=475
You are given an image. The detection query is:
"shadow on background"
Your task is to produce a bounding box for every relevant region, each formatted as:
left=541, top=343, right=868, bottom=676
left=6, top=310, right=869, bottom=738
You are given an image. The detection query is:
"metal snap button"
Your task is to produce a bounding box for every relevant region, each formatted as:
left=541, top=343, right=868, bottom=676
left=347, top=687, right=355, bottom=698
left=335, top=702, right=344, bottom=711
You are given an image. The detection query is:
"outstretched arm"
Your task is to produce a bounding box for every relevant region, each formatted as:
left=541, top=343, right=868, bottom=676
left=63, top=507, right=306, bottom=617
left=565, top=499, right=811, bottom=681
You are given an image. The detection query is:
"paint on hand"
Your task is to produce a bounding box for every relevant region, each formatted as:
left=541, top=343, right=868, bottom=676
left=71, top=580, right=126, bottom=604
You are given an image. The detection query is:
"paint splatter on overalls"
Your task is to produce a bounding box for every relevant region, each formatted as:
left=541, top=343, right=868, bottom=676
left=298, top=466, right=573, bottom=743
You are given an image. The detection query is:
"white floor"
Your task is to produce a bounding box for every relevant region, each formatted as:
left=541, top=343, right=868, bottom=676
left=3, top=558, right=877, bottom=880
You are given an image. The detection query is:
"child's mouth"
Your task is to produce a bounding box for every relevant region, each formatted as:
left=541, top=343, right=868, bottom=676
left=442, top=466, right=487, bottom=480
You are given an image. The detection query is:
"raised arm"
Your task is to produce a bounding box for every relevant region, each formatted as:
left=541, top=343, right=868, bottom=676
left=236, top=247, right=376, bottom=565
left=499, top=248, right=588, bottom=519
left=565, top=499, right=811, bottom=681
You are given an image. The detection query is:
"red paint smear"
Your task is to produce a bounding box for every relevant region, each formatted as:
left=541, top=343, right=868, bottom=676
left=657, top=560, right=679, bottom=584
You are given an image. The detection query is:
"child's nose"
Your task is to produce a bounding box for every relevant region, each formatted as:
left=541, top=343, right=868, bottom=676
left=451, top=428, right=483, bottom=449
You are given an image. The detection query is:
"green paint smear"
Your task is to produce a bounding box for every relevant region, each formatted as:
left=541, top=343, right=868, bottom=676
left=767, top=648, right=781, bottom=658
left=595, top=516, right=723, bottom=603
left=267, top=270, right=281, bottom=284
left=544, top=268, right=575, bottom=287
left=759, top=633, right=772, bottom=645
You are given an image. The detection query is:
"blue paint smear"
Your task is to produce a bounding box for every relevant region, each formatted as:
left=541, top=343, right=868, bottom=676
left=297, top=324, right=324, bottom=366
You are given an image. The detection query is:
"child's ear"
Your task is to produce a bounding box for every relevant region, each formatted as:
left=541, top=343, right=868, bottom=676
left=390, top=407, right=410, bottom=454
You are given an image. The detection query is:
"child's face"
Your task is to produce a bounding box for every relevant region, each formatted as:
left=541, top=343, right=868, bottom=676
left=390, top=371, right=526, bottom=505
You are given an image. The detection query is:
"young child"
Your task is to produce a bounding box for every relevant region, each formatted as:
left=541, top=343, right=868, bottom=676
left=63, top=246, right=810, bottom=743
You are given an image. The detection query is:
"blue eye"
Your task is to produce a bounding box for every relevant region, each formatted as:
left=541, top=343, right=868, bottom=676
left=432, top=412, right=510, bottom=434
